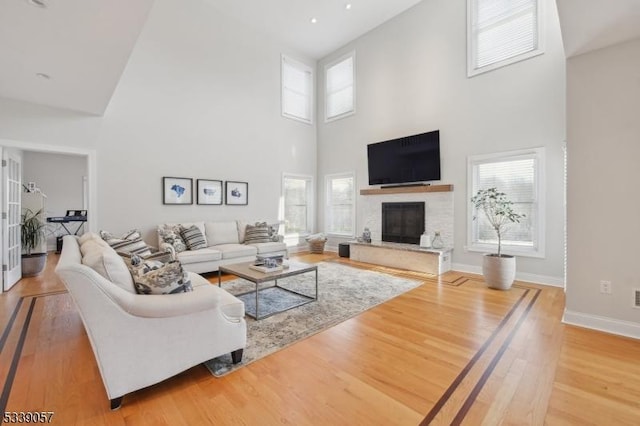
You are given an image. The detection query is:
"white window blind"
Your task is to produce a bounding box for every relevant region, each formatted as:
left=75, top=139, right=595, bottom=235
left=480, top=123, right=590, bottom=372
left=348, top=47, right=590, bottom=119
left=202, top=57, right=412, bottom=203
left=283, top=174, right=314, bottom=235
left=468, top=0, right=543, bottom=76
left=468, top=148, right=545, bottom=257
left=325, top=52, right=355, bottom=121
left=326, top=173, right=355, bottom=236
left=282, top=55, right=313, bottom=124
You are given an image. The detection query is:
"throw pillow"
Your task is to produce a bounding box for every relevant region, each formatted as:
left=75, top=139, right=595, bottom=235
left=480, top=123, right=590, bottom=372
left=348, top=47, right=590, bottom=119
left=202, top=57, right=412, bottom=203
left=127, top=254, right=193, bottom=295
left=244, top=222, right=271, bottom=244
left=268, top=223, right=280, bottom=242
left=78, top=232, right=100, bottom=245
left=180, top=225, right=207, bottom=250
left=82, top=246, right=136, bottom=293
left=157, top=224, right=187, bottom=253
left=100, top=229, right=152, bottom=257
left=119, top=250, right=175, bottom=263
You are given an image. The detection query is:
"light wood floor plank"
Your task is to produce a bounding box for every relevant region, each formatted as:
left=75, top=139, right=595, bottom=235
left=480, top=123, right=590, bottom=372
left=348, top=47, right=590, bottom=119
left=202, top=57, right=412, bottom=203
left=1, top=252, right=640, bottom=424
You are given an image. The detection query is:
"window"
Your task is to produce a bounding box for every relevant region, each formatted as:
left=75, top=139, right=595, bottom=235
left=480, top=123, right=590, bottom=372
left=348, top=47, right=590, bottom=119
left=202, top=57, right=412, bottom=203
left=468, top=147, right=545, bottom=257
left=282, top=173, right=314, bottom=236
left=467, top=0, right=543, bottom=77
left=325, top=172, right=356, bottom=237
left=325, top=51, right=355, bottom=122
left=282, top=55, right=313, bottom=124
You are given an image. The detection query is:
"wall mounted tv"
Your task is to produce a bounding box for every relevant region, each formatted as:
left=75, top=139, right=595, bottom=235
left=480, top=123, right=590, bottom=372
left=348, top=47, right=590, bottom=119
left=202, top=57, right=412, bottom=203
left=367, top=130, right=441, bottom=186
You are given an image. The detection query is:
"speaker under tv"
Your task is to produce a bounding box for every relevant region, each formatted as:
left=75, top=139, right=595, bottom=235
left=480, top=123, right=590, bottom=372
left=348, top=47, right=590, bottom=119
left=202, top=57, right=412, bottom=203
left=367, top=130, right=440, bottom=186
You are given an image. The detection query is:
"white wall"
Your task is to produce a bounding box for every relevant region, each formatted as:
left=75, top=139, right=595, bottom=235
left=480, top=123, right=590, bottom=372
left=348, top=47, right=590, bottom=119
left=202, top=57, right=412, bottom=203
left=565, top=38, right=640, bottom=337
left=316, top=0, right=566, bottom=283
left=0, top=0, right=317, bottom=244
left=23, top=152, right=87, bottom=250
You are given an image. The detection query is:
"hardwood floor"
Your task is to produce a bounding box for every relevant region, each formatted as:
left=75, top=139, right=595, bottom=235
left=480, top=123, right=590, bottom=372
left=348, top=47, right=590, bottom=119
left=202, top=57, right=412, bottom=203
left=2, top=253, right=640, bottom=425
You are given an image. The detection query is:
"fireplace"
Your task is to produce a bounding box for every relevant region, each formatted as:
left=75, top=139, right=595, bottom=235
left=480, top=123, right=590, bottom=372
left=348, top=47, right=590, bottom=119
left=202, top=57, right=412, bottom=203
left=381, top=202, right=425, bottom=244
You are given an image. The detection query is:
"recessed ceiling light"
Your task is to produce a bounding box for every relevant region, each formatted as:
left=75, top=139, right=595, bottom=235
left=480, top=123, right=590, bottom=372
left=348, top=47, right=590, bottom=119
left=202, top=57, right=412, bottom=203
left=26, top=0, right=47, bottom=8
left=36, top=73, right=51, bottom=80
left=310, top=17, right=317, bottom=24
left=345, top=3, right=352, bottom=10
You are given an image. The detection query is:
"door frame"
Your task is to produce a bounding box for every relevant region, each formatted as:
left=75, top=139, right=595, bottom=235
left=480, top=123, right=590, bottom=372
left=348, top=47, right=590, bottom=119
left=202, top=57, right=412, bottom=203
left=3, top=149, right=23, bottom=290
left=0, top=138, right=97, bottom=293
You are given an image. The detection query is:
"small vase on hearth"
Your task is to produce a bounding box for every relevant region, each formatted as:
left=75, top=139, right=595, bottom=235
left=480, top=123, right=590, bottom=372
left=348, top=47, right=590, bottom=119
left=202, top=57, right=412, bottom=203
left=431, top=231, right=444, bottom=249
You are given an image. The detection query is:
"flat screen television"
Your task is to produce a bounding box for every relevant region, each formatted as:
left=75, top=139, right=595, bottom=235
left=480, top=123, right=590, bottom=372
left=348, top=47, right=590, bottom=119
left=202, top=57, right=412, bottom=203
left=367, top=130, right=440, bottom=185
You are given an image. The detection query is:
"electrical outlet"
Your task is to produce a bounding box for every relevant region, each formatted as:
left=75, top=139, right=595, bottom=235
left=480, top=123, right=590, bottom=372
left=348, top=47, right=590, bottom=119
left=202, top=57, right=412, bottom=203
left=600, top=280, right=612, bottom=294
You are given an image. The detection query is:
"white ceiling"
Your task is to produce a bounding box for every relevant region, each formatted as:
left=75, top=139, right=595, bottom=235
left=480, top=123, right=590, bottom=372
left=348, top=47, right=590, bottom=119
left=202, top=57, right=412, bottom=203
left=556, top=0, right=640, bottom=58
left=1, top=0, right=640, bottom=116
left=0, top=0, right=423, bottom=115
left=206, top=0, right=424, bottom=60
left=0, top=0, right=155, bottom=115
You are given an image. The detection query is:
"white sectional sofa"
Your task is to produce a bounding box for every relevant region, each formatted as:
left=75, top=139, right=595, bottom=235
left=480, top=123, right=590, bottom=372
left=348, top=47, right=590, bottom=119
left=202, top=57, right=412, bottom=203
left=157, top=220, right=288, bottom=274
left=55, top=234, right=246, bottom=409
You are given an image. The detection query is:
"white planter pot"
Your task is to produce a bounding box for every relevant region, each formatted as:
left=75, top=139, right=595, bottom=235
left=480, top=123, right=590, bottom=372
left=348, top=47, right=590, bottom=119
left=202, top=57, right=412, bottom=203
left=482, top=254, right=516, bottom=290
left=22, top=253, right=47, bottom=277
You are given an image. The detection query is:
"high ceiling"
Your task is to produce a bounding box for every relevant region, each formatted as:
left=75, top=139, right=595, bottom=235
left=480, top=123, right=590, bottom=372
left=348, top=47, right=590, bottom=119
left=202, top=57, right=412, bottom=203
left=0, top=0, right=155, bottom=115
left=0, top=0, right=423, bottom=115
left=0, top=0, right=639, bottom=116
left=556, top=0, right=640, bottom=58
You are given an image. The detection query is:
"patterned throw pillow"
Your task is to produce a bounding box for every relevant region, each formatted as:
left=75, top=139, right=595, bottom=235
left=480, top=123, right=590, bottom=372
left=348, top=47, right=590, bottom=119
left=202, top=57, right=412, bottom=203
left=244, top=222, right=271, bottom=244
left=180, top=225, right=207, bottom=250
left=127, top=254, right=192, bottom=295
left=100, top=229, right=152, bottom=257
left=268, top=223, right=280, bottom=242
left=119, top=250, right=174, bottom=262
left=158, top=224, right=187, bottom=253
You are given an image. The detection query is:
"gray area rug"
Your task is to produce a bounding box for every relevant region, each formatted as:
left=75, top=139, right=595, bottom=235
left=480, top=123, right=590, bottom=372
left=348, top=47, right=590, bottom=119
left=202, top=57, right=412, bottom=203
left=237, top=286, right=315, bottom=319
left=203, top=261, right=420, bottom=376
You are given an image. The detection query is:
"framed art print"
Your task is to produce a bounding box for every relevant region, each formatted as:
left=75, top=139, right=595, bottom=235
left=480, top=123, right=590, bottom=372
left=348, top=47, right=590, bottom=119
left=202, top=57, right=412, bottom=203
left=197, top=179, right=223, bottom=205
left=225, top=181, right=248, bottom=205
left=163, top=177, right=193, bottom=205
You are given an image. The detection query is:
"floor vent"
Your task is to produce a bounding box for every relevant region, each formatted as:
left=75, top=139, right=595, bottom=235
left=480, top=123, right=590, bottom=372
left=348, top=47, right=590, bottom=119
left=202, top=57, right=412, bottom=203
left=635, top=289, right=640, bottom=308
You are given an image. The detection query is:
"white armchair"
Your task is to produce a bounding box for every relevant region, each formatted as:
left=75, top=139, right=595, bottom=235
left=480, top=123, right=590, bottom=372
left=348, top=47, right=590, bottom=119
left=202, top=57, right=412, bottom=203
left=55, top=235, right=246, bottom=409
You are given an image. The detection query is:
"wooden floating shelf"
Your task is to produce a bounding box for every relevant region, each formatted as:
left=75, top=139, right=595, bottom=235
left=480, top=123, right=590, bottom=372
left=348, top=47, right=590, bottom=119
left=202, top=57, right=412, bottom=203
left=360, top=184, right=453, bottom=196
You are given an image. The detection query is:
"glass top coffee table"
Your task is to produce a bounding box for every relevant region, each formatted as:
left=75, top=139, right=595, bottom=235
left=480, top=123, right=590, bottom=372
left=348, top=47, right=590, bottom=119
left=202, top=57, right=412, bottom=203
left=218, top=261, right=318, bottom=320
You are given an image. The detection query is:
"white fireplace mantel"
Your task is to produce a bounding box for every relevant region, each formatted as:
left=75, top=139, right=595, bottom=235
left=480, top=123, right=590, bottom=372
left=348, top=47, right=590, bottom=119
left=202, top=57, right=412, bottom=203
left=358, top=185, right=454, bottom=249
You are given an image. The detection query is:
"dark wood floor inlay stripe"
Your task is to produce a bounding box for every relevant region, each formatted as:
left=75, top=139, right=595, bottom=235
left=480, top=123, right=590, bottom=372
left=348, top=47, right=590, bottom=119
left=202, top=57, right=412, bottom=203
left=450, top=289, right=542, bottom=425
left=0, top=298, right=23, bottom=356
left=420, top=288, right=531, bottom=425
left=0, top=297, right=36, bottom=422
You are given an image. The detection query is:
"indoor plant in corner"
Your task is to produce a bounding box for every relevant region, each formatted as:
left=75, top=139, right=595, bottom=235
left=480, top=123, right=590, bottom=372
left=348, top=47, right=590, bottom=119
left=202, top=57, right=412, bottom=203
left=471, top=188, right=524, bottom=290
left=21, top=208, right=47, bottom=277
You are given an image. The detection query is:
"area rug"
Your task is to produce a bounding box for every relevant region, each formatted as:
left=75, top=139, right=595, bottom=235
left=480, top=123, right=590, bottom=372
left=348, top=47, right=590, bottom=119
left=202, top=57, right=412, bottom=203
left=203, top=261, right=421, bottom=376
left=237, top=286, right=314, bottom=318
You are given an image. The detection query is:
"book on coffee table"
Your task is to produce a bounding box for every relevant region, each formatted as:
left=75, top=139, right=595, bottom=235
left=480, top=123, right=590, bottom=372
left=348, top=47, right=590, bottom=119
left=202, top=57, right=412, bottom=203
left=248, top=264, right=284, bottom=273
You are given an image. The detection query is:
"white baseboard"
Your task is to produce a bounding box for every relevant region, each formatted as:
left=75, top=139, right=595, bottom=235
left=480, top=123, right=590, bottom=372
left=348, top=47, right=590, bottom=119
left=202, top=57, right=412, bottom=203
left=324, top=244, right=339, bottom=253
left=287, top=245, right=306, bottom=254
left=563, top=310, right=640, bottom=339
left=287, top=244, right=338, bottom=253
left=288, top=244, right=337, bottom=254
left=451, top=262, right=564, bottom=288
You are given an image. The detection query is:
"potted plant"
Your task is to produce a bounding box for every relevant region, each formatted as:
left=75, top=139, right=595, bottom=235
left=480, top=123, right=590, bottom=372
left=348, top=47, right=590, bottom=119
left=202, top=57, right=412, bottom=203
left=21, top=208, right=47, bottom=277
left=471, top=188, right=524, bottom=290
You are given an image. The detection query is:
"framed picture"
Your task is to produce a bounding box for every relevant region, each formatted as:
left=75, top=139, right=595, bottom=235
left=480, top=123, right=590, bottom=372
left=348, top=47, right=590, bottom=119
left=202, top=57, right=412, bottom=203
left=197, top=179, right=223, bottom=205
left=225, top=181, right=248, bottom=205
left=163, top=177, right=193, bottom=205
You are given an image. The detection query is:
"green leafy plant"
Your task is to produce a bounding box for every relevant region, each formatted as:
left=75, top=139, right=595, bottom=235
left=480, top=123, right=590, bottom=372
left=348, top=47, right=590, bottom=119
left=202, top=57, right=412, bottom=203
left=21, top=208, right=45, bottom=255
left=471, top=188, right=524, bottom=257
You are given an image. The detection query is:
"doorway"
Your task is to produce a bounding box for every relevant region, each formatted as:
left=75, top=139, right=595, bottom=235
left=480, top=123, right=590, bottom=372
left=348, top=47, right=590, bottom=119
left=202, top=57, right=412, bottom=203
left=0, top=138, right=96, bottom=293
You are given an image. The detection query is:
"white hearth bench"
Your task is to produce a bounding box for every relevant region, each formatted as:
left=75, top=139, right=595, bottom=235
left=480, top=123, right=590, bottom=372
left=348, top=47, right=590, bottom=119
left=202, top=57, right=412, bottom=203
left=349, top=241, right=452, bottom=275
left=355, top=183, right=454, bottom=275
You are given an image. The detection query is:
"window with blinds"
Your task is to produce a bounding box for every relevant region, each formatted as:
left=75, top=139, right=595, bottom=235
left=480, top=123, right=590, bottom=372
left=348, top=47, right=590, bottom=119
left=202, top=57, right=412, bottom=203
left=467, top=0, right=543, bottom=77
left=325, top=173, right=355, bottom=237
left=283, top=173, right=314, bottom=235
left=282, top=55, right=313, bottom=124
left=468, top=148, right=545, bottom=257
left=325, top=52, right=355, bottom=122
